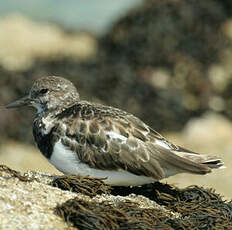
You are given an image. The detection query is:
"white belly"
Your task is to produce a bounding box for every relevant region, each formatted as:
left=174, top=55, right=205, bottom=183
left=49, top=140, right=155, bottom=186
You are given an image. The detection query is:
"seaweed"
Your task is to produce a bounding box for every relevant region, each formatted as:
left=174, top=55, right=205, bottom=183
left=53, top=177, right=232, bottom=229
left=51, top=175, right=110, bottom=197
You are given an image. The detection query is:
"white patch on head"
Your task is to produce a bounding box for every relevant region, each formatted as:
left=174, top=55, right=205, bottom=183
left=155, top=140, right=171, bottom=150
left=105, top=131, right=127, bottom=144
left=49, top=140, right=156, bottom=186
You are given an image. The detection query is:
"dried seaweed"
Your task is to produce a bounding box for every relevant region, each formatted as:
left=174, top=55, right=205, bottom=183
left=0, top=164, right=37, bottom=182
left=55, top=198, right=173, bottom=230
left=55, top=181, right=232, bottom=230
left=51, top=175, right=110, bottom=197
left=111, top=182, right=178, bottom=205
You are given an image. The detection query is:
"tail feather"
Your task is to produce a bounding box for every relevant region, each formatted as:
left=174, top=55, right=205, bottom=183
left=175, top=151, right=225, bottom=170
left=201, top=159, right=225, bottom=169
left=148, top=143, right=225, bottom=178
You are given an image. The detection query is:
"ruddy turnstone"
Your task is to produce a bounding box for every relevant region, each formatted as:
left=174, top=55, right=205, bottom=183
left=5, top=76, right=225, bottom=186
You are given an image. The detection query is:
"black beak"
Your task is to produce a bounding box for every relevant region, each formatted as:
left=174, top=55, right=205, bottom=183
left=5, top=95, right=32, bottom=109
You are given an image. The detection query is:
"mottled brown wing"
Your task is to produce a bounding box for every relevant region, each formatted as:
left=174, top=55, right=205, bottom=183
left=61, top=112, right=166, bottom=180
left=59, top=103, right=214, bottom=180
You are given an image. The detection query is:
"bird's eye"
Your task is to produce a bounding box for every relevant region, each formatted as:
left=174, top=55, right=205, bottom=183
left=39, top=88, right=49, bottom=95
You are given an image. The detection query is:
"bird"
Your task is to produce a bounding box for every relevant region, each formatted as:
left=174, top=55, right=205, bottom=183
left=5, top=76, right=225, bottom=186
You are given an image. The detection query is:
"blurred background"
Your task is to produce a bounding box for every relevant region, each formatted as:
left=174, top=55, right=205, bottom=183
left=0, top=0, right=231, bottom=198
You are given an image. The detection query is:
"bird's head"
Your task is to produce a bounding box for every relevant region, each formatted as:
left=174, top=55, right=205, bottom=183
left=5, top=76, right=80, bottom=113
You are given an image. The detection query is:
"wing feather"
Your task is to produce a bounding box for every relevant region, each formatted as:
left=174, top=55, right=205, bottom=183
left=57, top=103, right=218, bottom=181
left=60, top=109, right=166, bottom=180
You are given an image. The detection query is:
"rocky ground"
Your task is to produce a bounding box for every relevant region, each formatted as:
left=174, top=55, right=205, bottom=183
left=0, top=165, right=231, bottom=230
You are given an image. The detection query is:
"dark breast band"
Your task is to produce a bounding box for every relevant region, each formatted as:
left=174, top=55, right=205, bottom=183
left=33, top=120, right=58, bottom=159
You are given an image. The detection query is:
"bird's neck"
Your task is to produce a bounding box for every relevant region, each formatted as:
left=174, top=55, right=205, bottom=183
left=36, top=102, right=76, bottom=117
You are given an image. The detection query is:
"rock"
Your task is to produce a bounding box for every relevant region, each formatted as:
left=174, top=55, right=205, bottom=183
left=0, top=165, right=231, bottom=230
left=0, top=165, right=77, bottom=230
